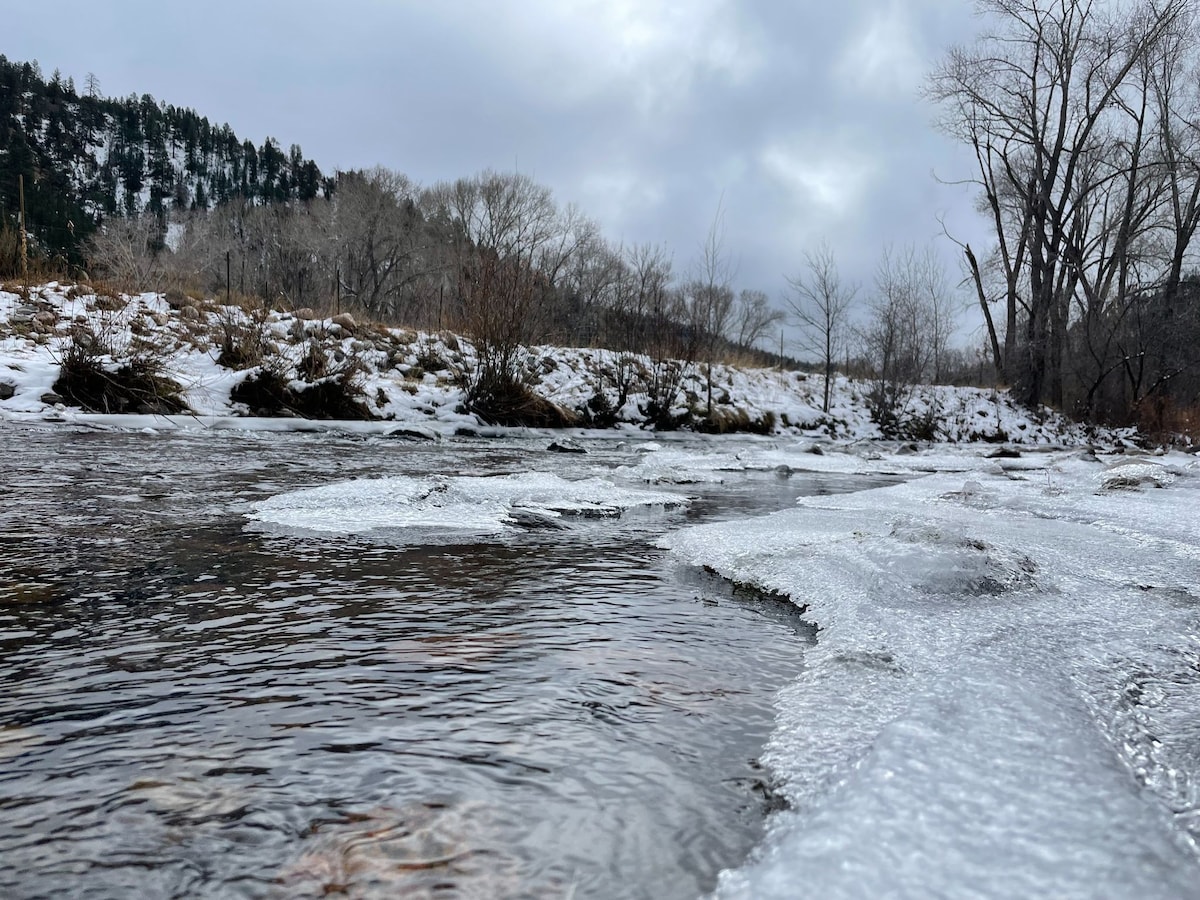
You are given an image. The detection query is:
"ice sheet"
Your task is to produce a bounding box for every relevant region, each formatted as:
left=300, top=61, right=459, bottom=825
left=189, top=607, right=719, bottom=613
left=248, top=472, right=686, bottom=537
left=664, top=449, right=1200, bottom=898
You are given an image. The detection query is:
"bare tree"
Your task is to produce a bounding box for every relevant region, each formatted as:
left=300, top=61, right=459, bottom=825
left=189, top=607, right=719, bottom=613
left=731, top=288, right=784, bottom=351
left=858, top=245, right=946, bottom=435
left=784, top=241, right=856, bottom=413
left=425, top=170, right=594, bottom=420
left=87, top=214, right=168, bottom=290
left=928, top=0, right=1193, bottom=409
left=323, top=168, right=427, bottom=320
left=612, top=242, right=674, bottom=354
left=689, top=200, right=738, bottom=417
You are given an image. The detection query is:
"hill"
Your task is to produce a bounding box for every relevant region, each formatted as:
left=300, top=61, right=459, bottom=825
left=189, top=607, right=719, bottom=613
left=0, top=56, right=328, bottom=271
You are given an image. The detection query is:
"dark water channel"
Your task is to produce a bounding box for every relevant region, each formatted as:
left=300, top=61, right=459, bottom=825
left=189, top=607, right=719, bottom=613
left=0, top=425, right=889, bottom=899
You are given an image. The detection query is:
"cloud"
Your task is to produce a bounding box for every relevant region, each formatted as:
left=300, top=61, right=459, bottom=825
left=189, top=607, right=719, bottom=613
left=5, top=0, right=987, bottom=312
left=835, top=1, right=926, bottom=96
left=759, top=136, right=879, bottom=216
left=417, top=0, right=765, bottom=116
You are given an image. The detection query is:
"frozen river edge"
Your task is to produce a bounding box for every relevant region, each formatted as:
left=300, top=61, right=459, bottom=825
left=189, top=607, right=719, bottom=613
left=664, top=445, right=1200, bottom=899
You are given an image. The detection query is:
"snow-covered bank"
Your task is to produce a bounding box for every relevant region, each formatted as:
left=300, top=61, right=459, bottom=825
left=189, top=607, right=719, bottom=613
left=664, top=446, right=1200, bottom=898
left=1, top=283, right=1097, bottom=443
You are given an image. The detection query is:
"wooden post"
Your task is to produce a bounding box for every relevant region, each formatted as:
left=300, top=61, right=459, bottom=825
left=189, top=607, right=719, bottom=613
left=18, top=174, right=29, bottom=279
left=779, top=329, right=784, bottom=370
left=335, top=264, right=341, bottom=315
left=226, top=250, right=231, bottom=306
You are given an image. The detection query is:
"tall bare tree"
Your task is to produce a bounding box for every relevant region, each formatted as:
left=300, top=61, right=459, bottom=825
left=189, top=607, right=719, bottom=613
left=928, top=0, right=1193, bottom=409
left=785, top=241, right=856, bottom=413
left=688, top=201, right=738, bottom=417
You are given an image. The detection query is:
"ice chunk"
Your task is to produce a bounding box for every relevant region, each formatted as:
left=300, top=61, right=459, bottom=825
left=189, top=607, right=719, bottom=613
left=248, top=472, right=685, bottom=537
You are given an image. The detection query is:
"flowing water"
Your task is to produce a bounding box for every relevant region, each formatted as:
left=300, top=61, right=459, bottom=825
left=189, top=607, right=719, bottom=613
left=0, top=424, right=892, bottom=899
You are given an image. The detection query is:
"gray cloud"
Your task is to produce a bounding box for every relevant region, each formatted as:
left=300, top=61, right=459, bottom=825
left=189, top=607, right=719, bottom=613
left=9, top=0, right=995, bottom=342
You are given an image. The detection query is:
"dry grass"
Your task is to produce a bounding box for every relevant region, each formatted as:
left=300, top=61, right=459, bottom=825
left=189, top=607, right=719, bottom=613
left=1136, top=399, right=1200, bottom=446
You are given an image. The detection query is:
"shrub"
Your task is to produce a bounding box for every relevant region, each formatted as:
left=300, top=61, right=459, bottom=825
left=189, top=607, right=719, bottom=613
left=231, top=357, right=376, bottom=421
left=53, top=326, right=189, bottom=414
left=229, top=368, right=290, bottom=417
left=215, top=306, right=268, bottom=370
left=466, top=367, right=578, bottom=428
left=288, top=371, right=375, bottom=420
left=579, top=390, right=619, bottom=428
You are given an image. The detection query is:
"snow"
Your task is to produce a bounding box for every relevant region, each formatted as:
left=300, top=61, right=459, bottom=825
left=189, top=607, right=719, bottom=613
left=662, top=446, right=1200, bottom=898
left=0, top=283, right=1100, bottom=445
left=5, top=283, right=1198, bottom=896
left=248, top=472, right=686, bottom=539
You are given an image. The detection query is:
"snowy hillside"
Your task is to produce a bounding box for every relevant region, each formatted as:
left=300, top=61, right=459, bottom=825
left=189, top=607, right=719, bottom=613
left=1, top=282, right=1105, bottom=444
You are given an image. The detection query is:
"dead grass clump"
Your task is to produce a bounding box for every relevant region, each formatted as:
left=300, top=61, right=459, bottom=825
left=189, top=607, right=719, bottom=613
left=216, top=309, right=269, bottom=370
left=53, top=326, right=189, bottom=414
left=93, top=293, right=125, bottom=312
left=466, top=369, right=579, bottom=428
left=231, top=358, right=376, bottom=421
left=298, top=340, right=329, bottom=381
left=414, top=344, right=447, bottom=374
left=695, top=407, right=777, bottom=435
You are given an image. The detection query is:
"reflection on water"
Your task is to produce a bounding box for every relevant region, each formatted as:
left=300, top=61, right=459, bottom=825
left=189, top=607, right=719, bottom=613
left=0, top=426, right=881, bottom=899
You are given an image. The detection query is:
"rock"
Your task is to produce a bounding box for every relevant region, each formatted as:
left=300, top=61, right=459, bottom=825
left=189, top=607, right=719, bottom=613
left=548, top=439, right=586, bottom=454
left=294, top=307, right=315, bottom=320
left=508, top=509, right=569, bottom=530
left=986, top=447, right=1022, bottom=459
left=0, top=383, right=15, bottom=401
left=331, top=313, right=357, bottom=334
left=33, top=311, right=57, bottom=325
left=1098, top=460, right=1175, bottom=490
left=180, top=305, right=202, bottom=321
left=40, top=392, right=65, bottom=405
left=385, top=426, right=438, bottom=442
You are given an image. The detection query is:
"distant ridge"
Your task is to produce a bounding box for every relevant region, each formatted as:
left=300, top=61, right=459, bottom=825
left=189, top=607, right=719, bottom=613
left=0, top=55, right=329, bottom=268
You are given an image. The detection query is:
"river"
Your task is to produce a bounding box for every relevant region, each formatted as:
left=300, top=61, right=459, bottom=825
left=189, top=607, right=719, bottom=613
left=0, top=424, right=898, bottom=899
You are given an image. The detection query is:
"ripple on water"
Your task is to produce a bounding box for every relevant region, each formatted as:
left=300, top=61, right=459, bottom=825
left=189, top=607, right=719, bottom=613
left=0, top=427, right=827, bottom=899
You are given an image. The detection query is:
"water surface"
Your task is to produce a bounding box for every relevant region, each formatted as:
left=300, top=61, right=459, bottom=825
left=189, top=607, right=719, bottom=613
left=0, top=426, right=883, bottom=898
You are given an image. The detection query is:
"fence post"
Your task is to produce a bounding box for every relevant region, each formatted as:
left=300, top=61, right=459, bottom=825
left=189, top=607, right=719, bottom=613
left=18, top=174, right=28, bottom=279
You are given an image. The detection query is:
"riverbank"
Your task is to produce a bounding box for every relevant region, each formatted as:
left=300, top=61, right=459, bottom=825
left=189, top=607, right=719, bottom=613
left=1, top=282, right=1103, bottom=445
left=664, top=442, right=1200, bottom=898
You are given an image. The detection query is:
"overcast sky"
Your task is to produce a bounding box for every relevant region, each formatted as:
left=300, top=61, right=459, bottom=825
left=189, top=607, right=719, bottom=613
left=9, top=0, right=993, bottom=342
